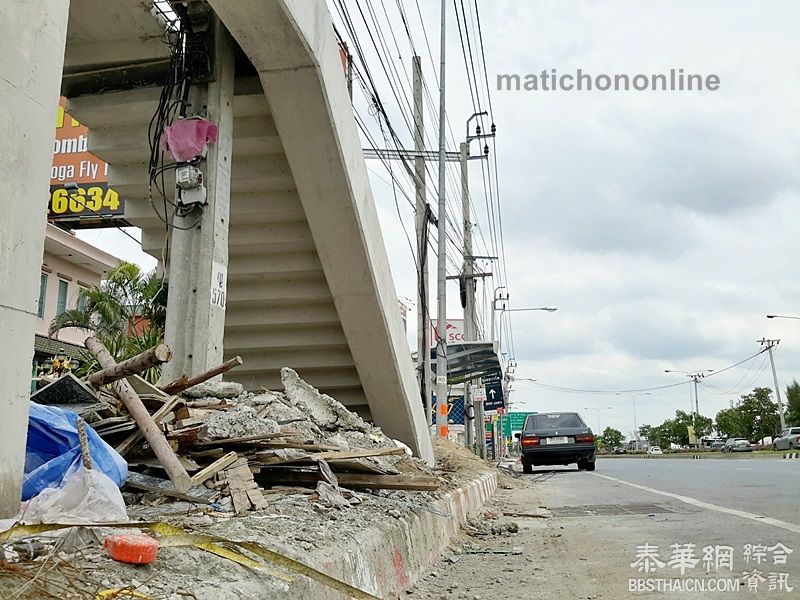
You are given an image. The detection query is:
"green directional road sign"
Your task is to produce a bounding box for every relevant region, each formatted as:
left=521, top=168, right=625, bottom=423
left=502, top=411, right=535, bottom=437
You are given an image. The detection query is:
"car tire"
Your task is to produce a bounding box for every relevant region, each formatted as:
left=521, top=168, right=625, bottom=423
left=522, top=462, right=533, bottom=474
left=577, top=459, right=587, bottom=471
left=773, top=444, right=778, bottom=451
left=585, top=461, right=596, bottom=472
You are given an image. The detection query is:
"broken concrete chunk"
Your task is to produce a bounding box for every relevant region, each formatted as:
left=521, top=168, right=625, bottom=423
left=182, top=381, right=244, bottom=399
left=204, top=405, right=279, bottom=439
left=280, top=367, right=369, bottom=433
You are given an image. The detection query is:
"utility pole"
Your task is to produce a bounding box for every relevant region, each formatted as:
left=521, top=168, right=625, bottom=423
left=759, top=338, right=786, bottom=430
left=461, top=139, right=474, bottom=449
left=412, top=56, right=432, bottom=433
left=435, top=0, right=449, bottom=439
left=665, top=368, right=712, bottom=447
left=162, top=18, right=234, bottom=385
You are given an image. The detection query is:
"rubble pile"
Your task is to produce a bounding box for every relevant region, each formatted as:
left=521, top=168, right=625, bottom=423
left=28, top=348, right=440, bottom=517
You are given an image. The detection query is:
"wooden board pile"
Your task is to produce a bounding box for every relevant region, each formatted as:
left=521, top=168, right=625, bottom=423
left=32, top=338, right=440, bottom=514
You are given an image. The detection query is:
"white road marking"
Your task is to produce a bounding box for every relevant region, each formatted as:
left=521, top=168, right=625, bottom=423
left=593, top=473, right=800, bottom=535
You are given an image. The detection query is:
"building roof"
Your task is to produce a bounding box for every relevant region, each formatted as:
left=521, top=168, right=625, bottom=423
left=44, top=224, right=120, bottom=276
left=33, top=334, right=89, bottom=361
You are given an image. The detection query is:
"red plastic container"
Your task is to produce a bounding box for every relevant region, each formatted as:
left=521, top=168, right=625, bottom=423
left=103, top=534, right=159, bottom=565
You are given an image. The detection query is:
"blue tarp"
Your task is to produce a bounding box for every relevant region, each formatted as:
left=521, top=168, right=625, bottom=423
left=23, top=402, right=128, bottom=501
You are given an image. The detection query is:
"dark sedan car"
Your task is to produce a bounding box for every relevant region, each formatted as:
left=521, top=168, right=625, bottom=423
left=515, top=412, right=596, bottom=473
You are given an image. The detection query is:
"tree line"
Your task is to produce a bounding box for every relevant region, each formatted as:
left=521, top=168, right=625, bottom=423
left=636, top=384, right=800, bottom=447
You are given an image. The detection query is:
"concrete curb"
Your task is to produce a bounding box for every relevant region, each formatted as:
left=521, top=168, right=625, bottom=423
left=783, top=452, right=800, bottom=459
left=300, top=471, right=498, bottom=599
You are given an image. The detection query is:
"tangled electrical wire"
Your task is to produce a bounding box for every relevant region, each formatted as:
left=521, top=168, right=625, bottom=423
left=147, top=16, right=203, bottom=233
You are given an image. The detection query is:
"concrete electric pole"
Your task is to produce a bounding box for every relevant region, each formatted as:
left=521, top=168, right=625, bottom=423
left=162, top=18, right=234, bottom=385
left=461, top=141, right=474, bottom=448
left=435, top=0, right=449, bottom=439
left=758, top=338, right=786, bottom=430
left=412, top=56, right=434, bottom=433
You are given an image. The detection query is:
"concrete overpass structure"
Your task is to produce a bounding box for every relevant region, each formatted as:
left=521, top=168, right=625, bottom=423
left=1, top=0, right=431, bottom=515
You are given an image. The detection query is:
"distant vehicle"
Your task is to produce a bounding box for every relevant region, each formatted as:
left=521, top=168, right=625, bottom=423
left=772, top=427, right=800, bottom=451
left=722, top=438, right=753, bottom=453
left=647, top=446, right=663, bottom=455
left=515, top=412, right=596, bottom=473
left=612, top=446, right=627, bottom=454
left=710, top=440, right=725, bottom=450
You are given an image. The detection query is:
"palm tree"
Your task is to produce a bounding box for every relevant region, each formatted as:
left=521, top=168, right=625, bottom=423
left=49, top=261, right=167, bottom=381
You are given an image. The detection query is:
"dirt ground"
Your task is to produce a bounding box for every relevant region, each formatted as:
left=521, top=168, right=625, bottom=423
left=406, top=467, right=618, bottom=600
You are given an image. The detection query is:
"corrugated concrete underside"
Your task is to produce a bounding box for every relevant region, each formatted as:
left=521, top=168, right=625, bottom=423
left=68, top=81, right=368, bottom=414
left=63, top=0, right=432, bottom=461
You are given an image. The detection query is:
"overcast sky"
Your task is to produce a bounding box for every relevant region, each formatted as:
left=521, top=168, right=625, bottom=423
left=80, top=1, right=800, bottom=439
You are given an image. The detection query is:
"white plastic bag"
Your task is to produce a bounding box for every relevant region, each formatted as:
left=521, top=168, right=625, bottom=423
left=22, top=466, right=128, bottom=524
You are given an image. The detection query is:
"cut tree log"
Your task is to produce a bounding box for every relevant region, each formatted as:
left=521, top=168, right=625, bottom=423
left=86, top=344, right=172, bottom=387
left=86, top=336, right=192, bottom=492
left=159, top=356, right=243, bottom=396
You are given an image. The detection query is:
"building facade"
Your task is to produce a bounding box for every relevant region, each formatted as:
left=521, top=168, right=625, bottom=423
left=34, top=224, right=119, bottom=366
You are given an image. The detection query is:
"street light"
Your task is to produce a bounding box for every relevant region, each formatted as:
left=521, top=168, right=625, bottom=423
left=766, top=314, right=800, bottom=320
left=583, top=406, right=612, bottom=434
left=616, top=392, right=650, bottom=443
left=492, top=306, right=558, bottom=345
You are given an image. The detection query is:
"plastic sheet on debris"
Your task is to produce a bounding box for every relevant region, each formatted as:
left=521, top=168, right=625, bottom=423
left=23, top=402, right=128, bottom=501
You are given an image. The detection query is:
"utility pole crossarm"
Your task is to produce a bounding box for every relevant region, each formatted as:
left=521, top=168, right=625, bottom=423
left=363, top=148, right=461, bottom=161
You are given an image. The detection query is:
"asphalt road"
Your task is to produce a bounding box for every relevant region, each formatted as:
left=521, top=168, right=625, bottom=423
left=410, top=457, right=800, bottom=599
left=530, top=457, right=800, bottom=597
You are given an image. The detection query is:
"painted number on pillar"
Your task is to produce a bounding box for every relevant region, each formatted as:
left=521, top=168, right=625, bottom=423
left=211, top=261, right=227, bottom=309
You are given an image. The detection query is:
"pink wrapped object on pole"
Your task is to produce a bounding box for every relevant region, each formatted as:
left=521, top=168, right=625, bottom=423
left=161, top=117, right=219, bottom=162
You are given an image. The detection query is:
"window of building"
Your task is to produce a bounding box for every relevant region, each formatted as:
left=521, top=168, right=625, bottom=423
left=77, top=287, right=88, bottom=312
left=37, top=273, right=48, bottom=319
left=56, top=280, right=69, bottom=316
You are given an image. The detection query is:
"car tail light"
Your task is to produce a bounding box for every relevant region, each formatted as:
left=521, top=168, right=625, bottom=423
left=575, top=434, right=595, bottom=444
left=521, top=436, right=540, bottom=447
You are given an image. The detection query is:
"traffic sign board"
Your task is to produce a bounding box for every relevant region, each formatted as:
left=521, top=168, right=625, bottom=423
left=482, top=370, right=504, bottom=411
left=502, top=412, right=534, bottom=437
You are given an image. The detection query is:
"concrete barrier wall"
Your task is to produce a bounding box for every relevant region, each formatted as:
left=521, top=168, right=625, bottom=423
left=297, top=472, right=498, bottom=599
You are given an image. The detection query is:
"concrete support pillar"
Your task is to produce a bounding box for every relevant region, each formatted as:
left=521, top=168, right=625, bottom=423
left=162, top=20, right=234, bottom=384
left=0, top=0, right=70, bottom=517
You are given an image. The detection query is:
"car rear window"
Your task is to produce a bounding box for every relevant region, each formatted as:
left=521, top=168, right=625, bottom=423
left=525, top=413, right=585, bottom=430
left=791, top=428, right=800, bottom=435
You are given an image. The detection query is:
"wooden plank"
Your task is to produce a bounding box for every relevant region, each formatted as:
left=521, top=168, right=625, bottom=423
left=259, top=470, right=442, bottom=491
left=125, top=471, right=218, bottom=504
left=255, top=446, right=404, bottom=466
left=190, top=432, right=303, bottom=447
left=190, top=451, right=239, bottom=485
left=127, top=455, right=201, bottom=472
left=160, top=356, right=243, bottom=396
left=115, top=394, right=182, bottom=456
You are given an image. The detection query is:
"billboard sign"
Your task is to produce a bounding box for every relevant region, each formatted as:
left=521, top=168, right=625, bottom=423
left=430, top=319, right=465, bottom=347
left=48, top=97, right=125, bottom=226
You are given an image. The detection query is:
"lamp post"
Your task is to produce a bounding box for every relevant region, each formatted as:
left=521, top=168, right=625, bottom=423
left=492, top=306, right=557, bottom=349
left=583, top=406, right=613, bottom=435
left=616, top=392, right=650, bottom=450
